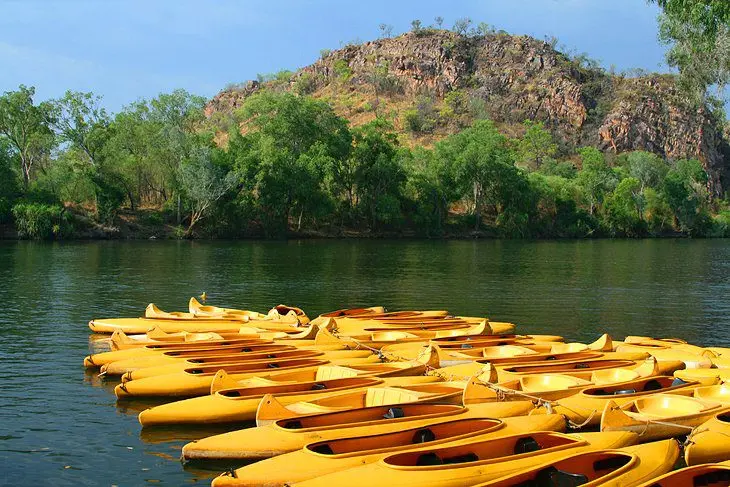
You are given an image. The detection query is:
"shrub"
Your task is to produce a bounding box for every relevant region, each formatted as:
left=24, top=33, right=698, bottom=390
left=713, top=210, right=730, bottom=237
left=93, top=174, right=127, bottom=225
left=294, top=73, right=319, bottom=96
left=333, top=60, right=353, bottom=82
left=0, top=197, right=12, bottom=223
left=11, top=202, right=71, bottom=239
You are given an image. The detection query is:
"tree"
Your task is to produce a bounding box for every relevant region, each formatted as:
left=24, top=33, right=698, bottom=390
left=437, top=120, right=529, bottom=233
left=624, top=151, right=669, bottom=190
left=652, top=0, right=730, bottom=100
left=378, top=23, right=394, bottom=38
left=452, top=17, right=473, bottom=36
left=517, top=120, right=557, bottom=169
left=178, top=145, right=236, bottom=235
left=232, top=92, right=351, bottom=232
left=606, top=177, right=646, bottom=235
left=0, top=139, right=19, bottom=221
left=576, top=147, right=616, bottom=215
left=410, top=19, right=422, bottom=34
left=51, top=91, right=110, bottom=166
left=404, top=146, right=455, bottom=234
left=476, top=22, right=495, bottom=36
left=349, top=120, right=404, bottom=228
left=0, top=85, right=55, bottom=188
left=434, top=16, right=444, bottom=29
left=663, top=158, right=710, bottom=232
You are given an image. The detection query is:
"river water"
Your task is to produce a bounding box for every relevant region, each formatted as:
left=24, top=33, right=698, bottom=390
left=1, top=239, right=729, bottom=485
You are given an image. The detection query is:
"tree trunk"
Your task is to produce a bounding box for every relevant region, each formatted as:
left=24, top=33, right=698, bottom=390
left=473, top=182, right=481, bottom=231
left=20, top=155, right=30, bottom=189
left=297, top=207, right=303, bottom=232
left=177, top=195, right=181, bottom=225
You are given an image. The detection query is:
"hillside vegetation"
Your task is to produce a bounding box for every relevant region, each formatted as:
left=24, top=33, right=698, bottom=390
left=1, top=30, right=730, bottom=239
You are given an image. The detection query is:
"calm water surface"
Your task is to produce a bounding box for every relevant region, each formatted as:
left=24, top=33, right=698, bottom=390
left=1, top=239, right=729, bottom=486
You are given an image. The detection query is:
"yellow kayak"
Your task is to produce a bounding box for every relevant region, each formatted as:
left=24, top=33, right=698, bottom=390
left=255, top=381, right=466, bottom=426
left=600, top=394, right=730, bottom=441
left=674, top=367, right=728, bottom=386
left=89, top=314, right=306, bottom=334
left=212, top=415, right=566, bottom=487
left=531, top=375, right=698, bottom=427
left=210, top=361, right=439, bottom=393
left=431, top=353, right=656, bottom=382
left=100, top=346, right=316, bottom=376
left=180, top=402, right=541, bottom=461
left=493, top=357, right=676, bottom=383
left=430, top=345, right=605, bottom=368
left=470, top=439, right=679, bottom=487
left=288, top=431, right=638, bottom=487
left=634, top=460, right=730, bottom=487
left=83, top=338, right=274, bottom=367
left=138, top=375, right=442, bottom=426
left=187, top=298, right=310, bottom=325
left=109, top=328, right=236, bottom=350
left=685, top=411, right=730, bottom=465
left=615, top=343, right=714, bottom=368
left=462, top=375, right=592, bottom=405
left=114, top=358, right=332, bottom=398
left=110, top=349, right=373, bottom=379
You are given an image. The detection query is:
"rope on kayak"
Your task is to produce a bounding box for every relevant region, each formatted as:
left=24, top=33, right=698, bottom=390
left=322, top=329, right=634, bottom=431
left=636, top=418, right=696, bottom=436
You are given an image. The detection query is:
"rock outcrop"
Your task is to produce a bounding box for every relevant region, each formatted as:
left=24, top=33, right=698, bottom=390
left=206, top=30, right=730, bottom=196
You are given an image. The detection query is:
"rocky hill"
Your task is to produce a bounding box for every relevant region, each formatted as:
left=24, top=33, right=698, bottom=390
left=205, top=30, right=730, bottom=196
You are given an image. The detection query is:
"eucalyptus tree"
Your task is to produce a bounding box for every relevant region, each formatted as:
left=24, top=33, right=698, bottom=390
left=0, top=85, right=55, bottom=188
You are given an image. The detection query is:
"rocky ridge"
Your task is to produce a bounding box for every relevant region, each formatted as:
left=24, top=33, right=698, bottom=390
left=206, top=30, right=730, bottom=196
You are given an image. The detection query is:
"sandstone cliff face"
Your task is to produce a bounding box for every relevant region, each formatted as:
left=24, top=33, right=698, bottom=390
left=206, top=31, right=729, bottom=195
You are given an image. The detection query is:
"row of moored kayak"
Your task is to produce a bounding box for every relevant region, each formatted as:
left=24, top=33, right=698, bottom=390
left=84, top=299, right=730, bottom=486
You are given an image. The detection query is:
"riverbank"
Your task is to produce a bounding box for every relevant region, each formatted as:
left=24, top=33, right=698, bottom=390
left=0, top=206, right=702, bottom=240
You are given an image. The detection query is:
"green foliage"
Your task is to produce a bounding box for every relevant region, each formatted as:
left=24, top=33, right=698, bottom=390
left=293, top=73, right=320, bottom=96
left=0, top=85, right=55, bottom=188
left=2, top=79, right=728, bottom=240
left=370, top=62, right=402, bottom=96
left=663, top=158, right=710, bottom=233
left=713, top=209, right=730, bottom=236
left=0, top=140, right=19, bottom=222
left=11, top=202, right=71, bottom=239
left=231, top=91, right=351, bottom=232
left=605, top=177, right=646, bottom=236
left=404, top=147, right=454, bottom=235
left=178, top=145, right=236, bottom=235
left=576, top=147, right=617, bottom=215
left=452, top=17, right=473, bottom=36
left=652, top=0, right=730, bottom=101
left=348, top=120, right=404, bottom=228
left=404, top=96, right=437, bottom=134
left=624, top=151, right=669, bottom=189
left=92, top=171, right=127, bottom=225
left=528, top=173, right=596, bottom=237
left=517, top=120, right=558, bottom=169
left=644, top=187, right=675, bottom=234
left=436, top=120, right=531, bottom=234
left=539, top=159, right=577, bottom=179
left=440, top=90, right=470, bottom=127
left=332, top=60, right=353, bottom=82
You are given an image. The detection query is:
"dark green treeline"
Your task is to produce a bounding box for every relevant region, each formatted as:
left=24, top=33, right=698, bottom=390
left=0, top=86, right=729, bottom=239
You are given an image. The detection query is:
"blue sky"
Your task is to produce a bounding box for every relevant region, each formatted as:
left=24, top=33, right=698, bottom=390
left=0, top=0, right=667, bottom=112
